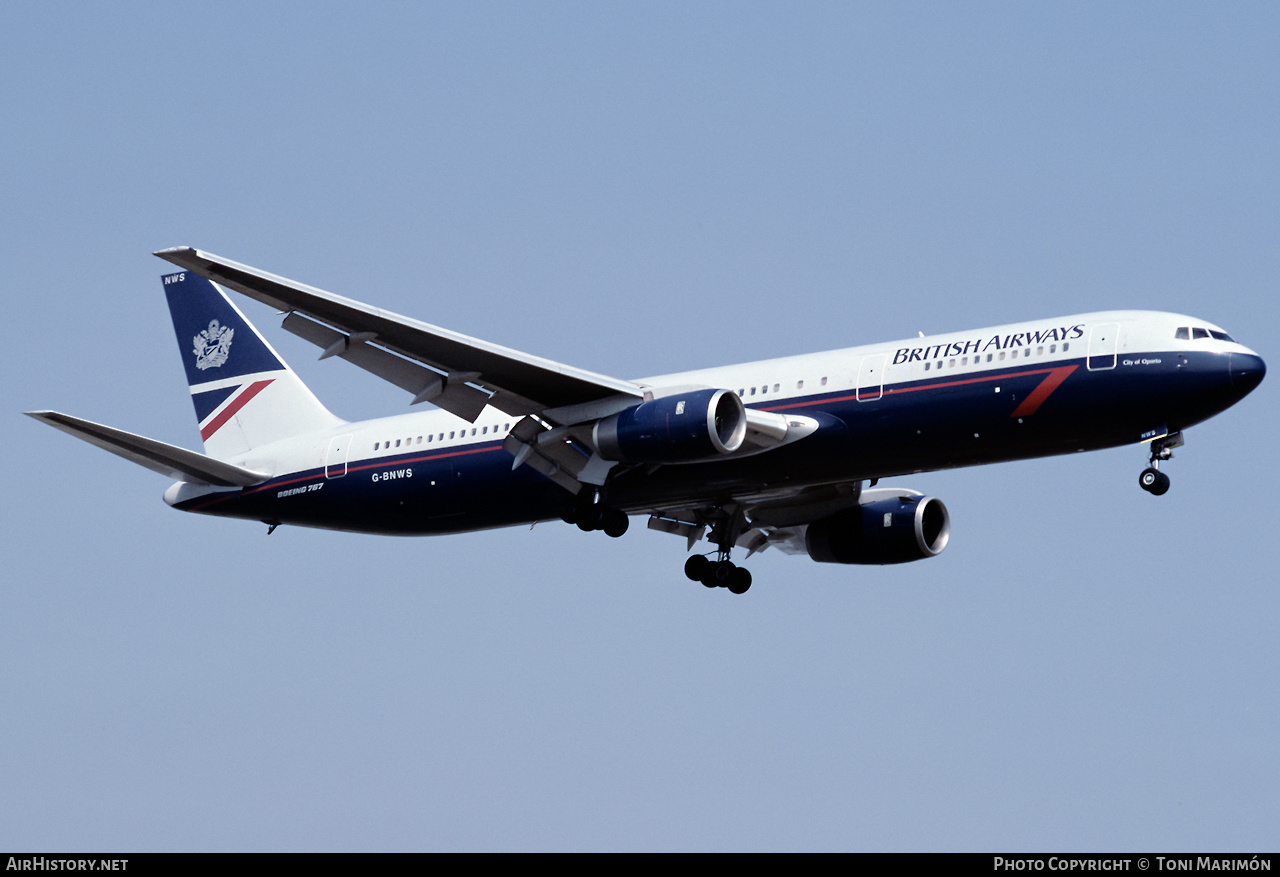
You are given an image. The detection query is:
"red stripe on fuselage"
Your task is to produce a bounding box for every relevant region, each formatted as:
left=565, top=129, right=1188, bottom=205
left=1009, top=366, right=1077, bottom=417
left=200, top=379, right=274, bottom=441
left=233, top=444, right=502, bottom=501
left=186, top=364, right=1084, bottom=511
left=185, top=444, right=508, bottom=510
left=762, top=364, right=1079, bottom=414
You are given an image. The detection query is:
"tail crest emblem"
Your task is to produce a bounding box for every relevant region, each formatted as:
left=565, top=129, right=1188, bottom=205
left=194, top=319, right=235, bottom=370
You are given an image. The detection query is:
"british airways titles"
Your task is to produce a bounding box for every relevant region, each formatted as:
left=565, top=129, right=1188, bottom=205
left=892, top=323, right=1086, bottom=366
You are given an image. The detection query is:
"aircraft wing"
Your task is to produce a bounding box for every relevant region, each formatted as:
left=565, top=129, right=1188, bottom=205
left=25, top=411, right=270, bottom=487
left=154, top=247, right=645, bottom=424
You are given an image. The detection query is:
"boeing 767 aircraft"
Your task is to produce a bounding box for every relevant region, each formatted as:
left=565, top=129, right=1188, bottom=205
left=28, top=248, right=1266, bottom=594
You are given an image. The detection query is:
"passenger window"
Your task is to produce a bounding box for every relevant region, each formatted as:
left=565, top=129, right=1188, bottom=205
left=999, top=352, right=1006, bottom=361
left=961, top=356, right=968, bottom=366
left=924, top=362, right=931, bottom=371
left=773, top=384, right=780, bottom=393
left=986, top=354, right=993, bottom=362
left=821, top=377, right=828, bottom=386
left=1011, top=350, right=1018, bottom=359
left=796, top=380, right=804, bottom=389
left=1036, top=346, right=1043, bottom=356
left=449, top=431, right=455, bottom=439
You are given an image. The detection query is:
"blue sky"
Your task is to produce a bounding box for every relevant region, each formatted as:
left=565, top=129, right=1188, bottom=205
left=3, top=2, right=1278, bottom=851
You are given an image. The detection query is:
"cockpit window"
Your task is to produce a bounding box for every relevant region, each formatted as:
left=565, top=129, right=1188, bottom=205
left=1177, top=326, right=1235, bottom=342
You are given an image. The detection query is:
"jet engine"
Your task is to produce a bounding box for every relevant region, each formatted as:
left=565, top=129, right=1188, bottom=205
left=594, top=388, right=747, bottom=463
left=805, top=493, right=951, bottom=564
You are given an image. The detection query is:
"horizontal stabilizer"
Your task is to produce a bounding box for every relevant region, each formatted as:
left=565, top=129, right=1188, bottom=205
left=25, top=411, right=270, bottom=487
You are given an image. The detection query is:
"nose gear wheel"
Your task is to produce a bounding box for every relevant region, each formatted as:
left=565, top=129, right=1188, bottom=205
left=1139, top=431, right=1182, bottom=496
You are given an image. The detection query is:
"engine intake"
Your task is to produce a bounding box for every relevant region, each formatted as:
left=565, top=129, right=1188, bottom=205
left=805, top=494, right=950, bottom=564
left=594, top=389, right=747, bottom=463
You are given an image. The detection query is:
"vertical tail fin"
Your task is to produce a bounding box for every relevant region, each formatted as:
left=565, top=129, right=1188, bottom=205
left=162, top=270, right=343, bottom=460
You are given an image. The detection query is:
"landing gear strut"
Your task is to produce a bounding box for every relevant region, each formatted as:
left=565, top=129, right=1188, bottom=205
left=1139, top=431, right=1182, bottom=496
left=681, top=505, right=753, bottom=594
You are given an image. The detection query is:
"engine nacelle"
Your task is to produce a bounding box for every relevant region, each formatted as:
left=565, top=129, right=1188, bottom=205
left=805, top=494, right=950, bottom=564
left=594, top=388, right=747, bottom=463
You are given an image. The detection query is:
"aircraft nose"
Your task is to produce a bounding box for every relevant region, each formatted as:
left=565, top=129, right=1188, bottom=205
left=1230, top=353, right=1266, bottom=395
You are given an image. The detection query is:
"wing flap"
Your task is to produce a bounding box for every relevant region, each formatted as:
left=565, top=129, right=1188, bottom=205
left=502, top=416, right=594, bottom=494
left=154, top=247, right=645, bottom=420
left=280, top=312, right=500, bottom=421
left=26, top=411, right=269, bottom=487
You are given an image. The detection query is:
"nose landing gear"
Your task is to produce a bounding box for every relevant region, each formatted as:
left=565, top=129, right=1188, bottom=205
left=1139, top=431, right=1183, bottom=496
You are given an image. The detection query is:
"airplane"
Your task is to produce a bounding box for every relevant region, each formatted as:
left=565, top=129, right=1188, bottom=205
left=28, top=247, right=1266, bottom=595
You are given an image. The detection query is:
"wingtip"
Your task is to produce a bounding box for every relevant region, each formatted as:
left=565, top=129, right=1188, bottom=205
left=153, top=246, right=197, bottom=264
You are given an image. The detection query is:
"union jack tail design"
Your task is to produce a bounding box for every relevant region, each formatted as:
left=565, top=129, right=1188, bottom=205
left=162, top=271, right=342, bottom=461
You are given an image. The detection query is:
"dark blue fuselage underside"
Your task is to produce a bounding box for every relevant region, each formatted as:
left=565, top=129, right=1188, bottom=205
left=171, top=350, right=1263, bottom=535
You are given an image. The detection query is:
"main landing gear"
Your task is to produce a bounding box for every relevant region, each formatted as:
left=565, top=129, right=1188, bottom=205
left=566, top=492, right=755, bottom=594
left=680, top=505, right=754, bottom=594
left=684, top=553, right=752, bottom=595
left=561, top=491, right=629, bottom=538
left=1139, top=431, right=1183, bottom=496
